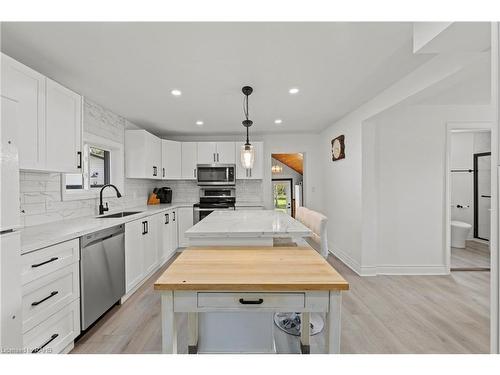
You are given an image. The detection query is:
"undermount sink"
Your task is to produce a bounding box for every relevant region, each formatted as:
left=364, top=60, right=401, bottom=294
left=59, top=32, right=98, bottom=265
left=99, top=211, right=142, bottom=218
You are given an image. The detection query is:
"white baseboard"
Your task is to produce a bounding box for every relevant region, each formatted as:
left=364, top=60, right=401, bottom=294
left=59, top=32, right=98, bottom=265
left=376, top=265, right=449, bottom=275
left=328, top=243, right=448, bottom=276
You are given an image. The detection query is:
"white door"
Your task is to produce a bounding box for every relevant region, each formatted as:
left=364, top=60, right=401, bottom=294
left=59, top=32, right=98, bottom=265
left=197, top=142, right=217, bottom=164
left=162, top=140, right=181, bottom=179
left=45, top=78, right=82, bottom=173
left=1, top=54, right=46, bottom=170
left=216, top=142, right=235, bottom=164
left=177, top=207, right=194, bottom=247
left=124, top=220, right=145, bottom=293
left=272, top=179, right=292, bottom=215
left=142, top=217, right=158, bottom=275
left=181, top=142, right=198, bottom=179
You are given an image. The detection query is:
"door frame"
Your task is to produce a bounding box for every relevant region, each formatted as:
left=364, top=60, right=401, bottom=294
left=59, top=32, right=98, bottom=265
left=445, top=122, right=496, bottom=354
left=473, top=152, right=492, bottom=240
left=272, top=178, right=294, bottom=215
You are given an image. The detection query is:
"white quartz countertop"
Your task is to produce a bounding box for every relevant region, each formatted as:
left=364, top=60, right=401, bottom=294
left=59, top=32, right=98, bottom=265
left=185, top=210, right=311, bottom=238
left=20, top=202, right=194, bottom=254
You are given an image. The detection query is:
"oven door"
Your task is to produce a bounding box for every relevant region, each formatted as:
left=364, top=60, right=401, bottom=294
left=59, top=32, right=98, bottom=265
left=193, top=206, right=235, bottom=224
left=197, top=164, right=235, bottom=186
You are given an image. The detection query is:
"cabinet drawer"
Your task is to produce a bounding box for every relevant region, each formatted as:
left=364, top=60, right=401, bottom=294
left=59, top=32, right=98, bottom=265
left=22, top=239, right=79, bottom=285
left=197, top=292, right=305, bottom=309
left=22, top=263, right=79, bottom=333
left=23, top=299, right=80, bottom=354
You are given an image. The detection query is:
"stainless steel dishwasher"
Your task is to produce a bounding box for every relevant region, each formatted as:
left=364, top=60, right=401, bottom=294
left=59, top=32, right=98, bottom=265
left=80, top=224, right=125, bottom=330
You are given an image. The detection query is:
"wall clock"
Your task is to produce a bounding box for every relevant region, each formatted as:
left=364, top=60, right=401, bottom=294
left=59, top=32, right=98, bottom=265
left=331, top=135, right=345, bottom=161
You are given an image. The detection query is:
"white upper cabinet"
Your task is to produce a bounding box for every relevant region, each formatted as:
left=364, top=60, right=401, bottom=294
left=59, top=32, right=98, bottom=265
left=181, top=142, right=197, bottom=179
left=197, top=142, right=217, bottom=164
left=125, top=129, right=162, bottom=179
left=197, top=142, right=235, bottom=164
left=162, top=140, right=182, bottom=179
left=45, top=78, right=82, bottom=173
left=235, top=141, right=263, bottom=179
left=216, top=142, right=236, bottom=164
left=1, top=54, right=83, bottom=172
left=1, top=54, right=46, bottom=170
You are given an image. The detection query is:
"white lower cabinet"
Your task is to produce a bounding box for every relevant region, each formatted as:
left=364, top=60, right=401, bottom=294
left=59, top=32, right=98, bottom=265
left=170, top=209, right=179, bottom=251
left=23, top=299, right=80, bottom=354
left=124, top=217, right=158, bottom=293
left=21, top=239, right=81, bottom=354
left=156, top=210, right=176, bottom=263
left=177, top=207, right=194, bottom=247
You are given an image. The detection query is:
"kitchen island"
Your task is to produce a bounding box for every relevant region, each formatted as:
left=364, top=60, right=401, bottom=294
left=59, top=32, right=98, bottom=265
left=159, top=210, right=343, bottom=354
left=154, top=247, right=349, bottom=354
left=185, top=209, right=311, bottom=246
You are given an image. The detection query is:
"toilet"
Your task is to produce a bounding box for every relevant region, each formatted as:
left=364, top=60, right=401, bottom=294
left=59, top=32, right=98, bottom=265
left=451, top=220, right=472, bottom=248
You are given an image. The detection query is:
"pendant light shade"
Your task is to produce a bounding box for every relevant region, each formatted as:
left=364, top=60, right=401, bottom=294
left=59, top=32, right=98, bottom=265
left=240, top=86, right=255, bottom=169
left=241, top=144, right=255, bottom=169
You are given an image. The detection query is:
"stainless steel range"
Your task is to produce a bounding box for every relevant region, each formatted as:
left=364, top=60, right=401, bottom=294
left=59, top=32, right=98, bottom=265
left=193, top=187, right=236, bottom=224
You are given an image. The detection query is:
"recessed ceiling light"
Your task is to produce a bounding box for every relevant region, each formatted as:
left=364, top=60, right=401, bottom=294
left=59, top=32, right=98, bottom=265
left=274, top=119, right=283, bottom=124
left=288, top=87, right=299, bottom=94
left=171, top=89, right=182, bottom=96
left=196, top=121, right=204, bottom=126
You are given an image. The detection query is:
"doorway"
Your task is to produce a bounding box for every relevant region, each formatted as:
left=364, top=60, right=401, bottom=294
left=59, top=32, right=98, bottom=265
left=447, top=127, right=492, bottom=272
left=271, top=153, right=304, bottom=217
left=272, top=179, right=293, bottom=215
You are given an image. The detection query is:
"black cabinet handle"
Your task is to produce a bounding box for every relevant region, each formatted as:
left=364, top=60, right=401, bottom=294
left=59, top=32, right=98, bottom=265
left=163, top=168, right=165, bottom=178
left=32, top=291, right=58, bottom=306
left=32, top=333, right=59, bottom=353
left=239, top=298, right=263, bottom=305
left=142, top=221, right=147, bottom=235
left=173, top=212, right=176, bottom=221
left=77, top=151, right=82, bottom=169
left=31, top=257, right=58, bottom=268
left=153, top=166, right=157, bottom=176
left=165, top=213, right=169, bottom=224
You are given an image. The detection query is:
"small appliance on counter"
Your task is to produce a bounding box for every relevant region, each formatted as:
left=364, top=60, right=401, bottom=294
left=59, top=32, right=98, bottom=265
left=155, top=187, right=173, bottom=204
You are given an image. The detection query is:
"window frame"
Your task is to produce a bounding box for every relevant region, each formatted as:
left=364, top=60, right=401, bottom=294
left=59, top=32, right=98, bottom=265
left=61, top=132, right=124, bottom=201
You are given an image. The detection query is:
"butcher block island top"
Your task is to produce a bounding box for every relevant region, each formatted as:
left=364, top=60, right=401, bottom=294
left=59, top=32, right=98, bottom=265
left=185, top=210, right=312, bottom=238
left=154, top=247, right=349, bottom=291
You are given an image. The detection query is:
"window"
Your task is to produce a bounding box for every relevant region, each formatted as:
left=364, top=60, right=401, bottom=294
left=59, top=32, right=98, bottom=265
left=62, top=133, right=123, bottom=201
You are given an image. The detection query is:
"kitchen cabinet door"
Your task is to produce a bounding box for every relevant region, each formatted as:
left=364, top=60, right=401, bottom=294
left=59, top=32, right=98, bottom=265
left=1, top=53, right=46, bottom=170
left=142, top=217, right=158, bottom=275
left=170, top=209, right=179, bottom=252
left=181, top=142, right=198, bottom=179
left=177, top=207, right=194, bottom=247
left=45, top=78, right=82, bottom=173
left=124, top=219, right=145, bottom=293
left=147, top=133, right=162, bottom=180
left=162, top=140, right=181, bottom=179
left=125, top=129, right=162, bottom=179
left=216, top=142, right=235, bottom=164
left=160, top=211, right=174, bottom=262
left=197, top=142, right=217, bottom=164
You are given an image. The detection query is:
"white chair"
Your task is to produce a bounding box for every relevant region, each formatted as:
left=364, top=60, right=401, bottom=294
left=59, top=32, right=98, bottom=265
left=274, top=207, right=329, bottom=336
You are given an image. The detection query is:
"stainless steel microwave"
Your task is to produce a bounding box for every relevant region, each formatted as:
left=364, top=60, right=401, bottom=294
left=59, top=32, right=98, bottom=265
left=196, top=164, right=235, bottom=186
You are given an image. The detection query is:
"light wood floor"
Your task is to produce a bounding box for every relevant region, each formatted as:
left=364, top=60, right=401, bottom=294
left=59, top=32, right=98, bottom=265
left=451, top=240, right=490, bottom=270
left=71, top=252, right=490, bottom=354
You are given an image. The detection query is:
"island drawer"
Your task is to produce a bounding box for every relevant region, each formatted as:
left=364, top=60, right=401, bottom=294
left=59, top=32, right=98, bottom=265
left=22, top=239, right=80, bottom=285
left=197, top=292, right=305, bottom=309
left=22, top=263, right=80, bottom=333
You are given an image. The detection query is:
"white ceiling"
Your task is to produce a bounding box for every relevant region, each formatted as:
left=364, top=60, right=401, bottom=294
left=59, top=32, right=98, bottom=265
left=1, top=22, right=432, bottom=136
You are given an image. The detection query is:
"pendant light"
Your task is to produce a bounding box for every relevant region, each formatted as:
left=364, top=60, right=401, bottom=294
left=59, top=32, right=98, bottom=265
left=240, top=86, right=255, bottom=169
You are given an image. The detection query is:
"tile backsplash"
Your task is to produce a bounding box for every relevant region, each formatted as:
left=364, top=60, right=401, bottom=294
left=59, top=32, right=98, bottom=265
left=18, top=98, right=263, bottom=228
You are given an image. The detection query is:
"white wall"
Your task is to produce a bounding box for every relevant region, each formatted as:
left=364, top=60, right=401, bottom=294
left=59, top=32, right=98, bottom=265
left=367, top=105, right=493, bottom=274
left=320, top=51, right=491, bottom=275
